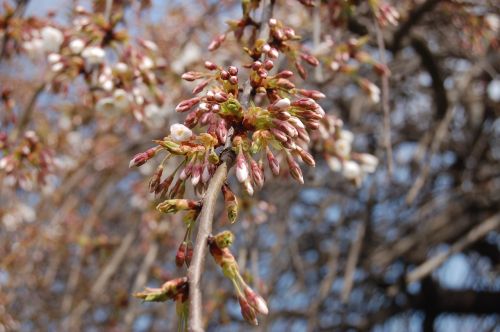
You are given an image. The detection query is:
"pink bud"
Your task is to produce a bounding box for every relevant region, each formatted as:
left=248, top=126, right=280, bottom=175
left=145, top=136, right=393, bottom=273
left=181, top=71, right=202, bottom=81
left=268, top=48, right=279, bottom=59
left=287, top=155, right=304, bottom=184
left=244, top=286, right=269, bottom=315
left=297, top=89, right=326, bottom=100
left=250, top=159, right=264, bottom=188
left=175, top=97, right=201, bottom=112
left=239, top=296, right=258, bottom=326
left=263, top=59, right=274, bottom=70
left=300, top=53, right=319, bottom=66
left=228, top=66, right=238, bottom=76
left=266, top=147, right=280, bottom=176
left=129, top=147, right=157, bottom=168
left=252, top=61, right=262, bottom=70
left=236, top=151, right=249, bottom=183
left=192, top=79, right=209, bottom=94
left=276, top=70, right=294, bottom=78
left=204, top=61, right=218, bottom=70
left=229, top=76, right=238, bottom=84
left=270, top=98, right=290, bottom=111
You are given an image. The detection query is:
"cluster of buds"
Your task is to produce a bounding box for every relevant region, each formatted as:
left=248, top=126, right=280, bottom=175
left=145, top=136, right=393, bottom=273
left=6, top=6, right=168, bottom=125
left=208, top=231, right=268, bottom=325
left=314, top=115, right=378, bottom=186
left=0, top=131, right=53, bottom=191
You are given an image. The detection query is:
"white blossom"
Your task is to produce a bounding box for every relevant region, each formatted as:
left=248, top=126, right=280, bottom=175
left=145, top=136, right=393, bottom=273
left=69, top=39, right=85, bottom=54
left=170, top=123, right=192, bottom=142
left=335, top=138, right=352, bottom=158
left=114, top=62, right=129, bottom=73
left=342, top=160, right=362, bottom=181
left=47, top=53, right=61, bottom=63
left=81, top=46, right=106, bottom=65
left=23, top=38, right=44, bottom=58
left=358, top=153, right=379, bottom=173
left=113, top=89, right=131, bottom=110
left=40, top=26, right=64, bottom=53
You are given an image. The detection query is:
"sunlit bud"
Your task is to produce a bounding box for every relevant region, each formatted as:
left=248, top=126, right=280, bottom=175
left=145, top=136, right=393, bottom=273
left=257, top=68, right=268, bottom=78
left=296, top=147, right=315, bottom=167
left=222, top=184, right=238, bottom=223
left=269, top=18, right=277, bottom=27
left=244, top=179, right=254, bottom=195
left=287, top=154, right=304, bottom=184
left=51, top=62, right=64, bottom=72
left=276, top=70, right=294, bottom=78
left=175, top=97, right=200, bottom=112
left=184, top=110, right=200, bottom=128
left=268, top=48, right=279, bottom=59
left=229, top=76, right=238, bottom=84
left=339, top=130, right=354, bottom=143
left=149, top=165, right=164, bottom=193
left=220, top=70, right=230, bottom=80
left=157, top=173, right=175, bottom=196
left=216, top=119, right=228, bottom=143
left=47, top=53, right=61, bottom=63
left=204, top=61, right=218, bottom=70
left=300, top=53, right=319, bottom=66
left=239, top=296, right=259, bottom=326
left=297, top=127, right=311, bottom=143
left=250, top=159, right=264, bottom=188
left=208, top=34, right=225, bottom=51
left=129, top=147, right=158, bottom=168
left=228, top=66, right=238, bottom=75
left=356, top=153, right=378, bottom=173
left=264, top=59, right=274, bottom=70
left=276, top=111, right=291, bottom=121
left=214, top=91, right=228, bottom=102
left=293, top=98, right=317, bottom=109
left=191, top=163, right=201, bottom=186
left=262, top=44, right=271, bottom=53
left=199, top=102, right=209, bottom=111
left=297, top=89, right=326, bottom=100
left=156, top=199, right=202, bottom=214
left=295, top=61, right=307, bottom=79
left=214, top=230, right=234, bottom=248
left=193, top=79, right=209, bottom=94
left=266, top=146, right=280, bottom=176
left=175, top=241, right=187, bottom=267
left=170, top=123, right=193, bottom=142
left=81, top=46, right=105, bottom=65
left=186, top=242, right=193, bottom=266
left=236, top=151, right=249, bottom=183
left=181, top=71, right=203, bottom=81
left=270, top=128, right=288, bottom=143
left=252, top=61, right=262, bottom=70
left=270, top=98, right=290, bottom=111
left=276, top=78, right=295, bottom=89
left=358, top=78, right=380, bottom=103
left=115, top=62, right=128, bottom=73
left=206, top=90, right=215, bottom=99
left=212, top=104, right=220, bottom=112
left=284, top=27, right=296, bottom=38
left=244, top=286, right=269, bottom=315
left=288, top=116, right=305, bottom=129
left=335, top=139, right=352, bottom=158
left=274, top=119, right=298, bottom=137
left=330, top=61, right=340, bottom=71
left=201, top=164, right=211, bottom=183
left=342, top=160, right=362, bottom=181
left=272, top=28, right=284, bottom=40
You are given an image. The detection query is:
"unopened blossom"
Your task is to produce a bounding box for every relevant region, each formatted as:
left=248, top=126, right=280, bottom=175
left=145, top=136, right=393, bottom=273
left=23, top=38, right=44, bottom=58
left=359, top=79, right=381, bottom=103
left=357, top=153, right=378, bottom=173
left=40, top=26, right=64, bottom=52
left=170, top=123, right=192, bottom=142
left=81, top=46, right=106, bottom=65
left=113, top=89, right=131, bottom=110
left=342, top=160, right=362, bottom=181
left=69, top=39, right=85, bottom=54
left=47, top=53, right=61, bottom=64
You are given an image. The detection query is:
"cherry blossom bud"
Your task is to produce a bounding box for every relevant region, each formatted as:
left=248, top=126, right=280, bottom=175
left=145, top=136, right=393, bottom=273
left=208, top=34, right=225, bottom=51
left=342, top=160, right=362, bottom=181
left=229, top=76, right=238, bottom=84
left=270, top=128, right=289, bottom=143
left=270, top=98, right=291, bottom=111
left=356, top=153, right=378, bottom=173
left=175, top=241, right=187, bottom=267
left=300, top=53, right=319, bottom=66
left=191, top=163, right=201, bottom=186
left=268, top=47, right=279, bottom=59
left=257, top=68, right=268, bottom=78
left=287, top=155, right=304, bottom=184
left=202, top=164, right=211, bottom=183
left=175, top=97, right=200, bottom=112
left=149, top=165, right=164, bottom=193
left=262, top=44, right=271, bottom=53
left=269, top=18, right=278, bottom=27
left=192, top=79, right=210, bottom=94
left=239, top=296, right=258, bottom=326
left=276, top=70, right=294, bottom=78
left=266, top=146, right=280, bottom=176
left=244, top=179, right=254, bottom=196
left=185, top=242, right=193, bottom=265
left=204, top=61, right=218, bottom=70
left=244, top=286, right=269, bottom=315
left=129, top=147, right=158, bottom=168
left=236, top=151, right=249, bottom=183
left=181, top=71, right=203, bottom=81
left=156, top=199, right=201, bottom=214
left=249, top=159, right=264, bottom=188
left=263, top=59, right=274, bottom=70
left=220, top=70, right=230, bottom=80
left=296, top=147, right=315, bottom=167
left=81, top=46, right=105, bottom=65
left=252, top=61, right=262, bottom=70
left=295, top=61, right=307, bottom=79
left=228, top=66, right=238, bottom=75
left=222, top=184, right=238, bottom=223
left=214, top=91, right=228, bottom=102
left=297, top=89, right=326, bottom=100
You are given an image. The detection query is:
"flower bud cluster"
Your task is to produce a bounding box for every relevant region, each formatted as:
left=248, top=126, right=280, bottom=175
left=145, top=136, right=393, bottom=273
left=315, top=115, right=378, bottom=186
left=208, top=231, right=268, bottom=325
left=134, top=276, right=189, bottom=303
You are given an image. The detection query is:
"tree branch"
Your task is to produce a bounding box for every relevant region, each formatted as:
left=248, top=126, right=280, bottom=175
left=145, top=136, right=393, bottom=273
left=188, top=151, right=235, bottom=332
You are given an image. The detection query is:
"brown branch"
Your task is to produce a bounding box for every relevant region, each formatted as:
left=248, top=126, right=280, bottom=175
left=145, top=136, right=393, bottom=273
left=341, top=221, right=366, bottom=303
left=187, top=151, right=235, bottom=332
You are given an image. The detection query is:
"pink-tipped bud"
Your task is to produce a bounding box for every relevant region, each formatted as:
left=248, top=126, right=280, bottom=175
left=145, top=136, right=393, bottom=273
left=214, top=91, right=228, bottom=102
left=284, top=27, right=296, bottom=39
left=175, top=242, right=187, bottom=267
left=295, top=61, right=307, bottom=79
left=239, top=296, right=258, bottom=326
left=292, top=98, right=319, bottom=110
left=296, top=147, right=316, bottom=167
left=270, top=128, right=289, bottom=143
left=229, top=75, right=238, bottom=84
left=300, top=53, right=319, bottom=66
left=244, top=286, right=269, bottom=315
left=204, top=61, right=218, bottom=70
left=263, top=59, right=274, bottom=70
left=228, top=66, right=238, bottom=76
left=257, top=68, right=268, bottom=78
left=262, top=44, right=271, bottom=53
left=276, top=70, right=294, bottom=78
left=287, top=155, right=304, bottom=184
left=250, top=159, right=264, bottom=188
left=268, top=18, right=277, bottom=27
left=252, top=61, right=262, bottom=70
left=266, top=146, right=280, bottom=176
left=216, top=119, right=228, bottom=144
left=129, top=147, right=157, bottom=168
left=268, top=48, right=279, bottom=59
left=220, top=70, right=230, bottom=80
left=181, top=71, right=202, bottom=81
left=208, top=34, right=225, bottom=51
left=175, top=97, right=201, bottom=112
left=192, top=79, right=209, bottom=94
left=236, top=151, right=249, bottom=183
left=297, top=89, right=326, bottom=100
left=270, top=98, right=291, bottom=111
left=191, top=163, right=201, bottom=186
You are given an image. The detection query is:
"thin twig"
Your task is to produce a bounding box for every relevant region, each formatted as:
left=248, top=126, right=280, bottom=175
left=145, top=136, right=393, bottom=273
left=187, top=155, right=234, bottom=331
left=341, top=222, right=366, bottom=303
left=374, top=20, right=393, bottom=176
